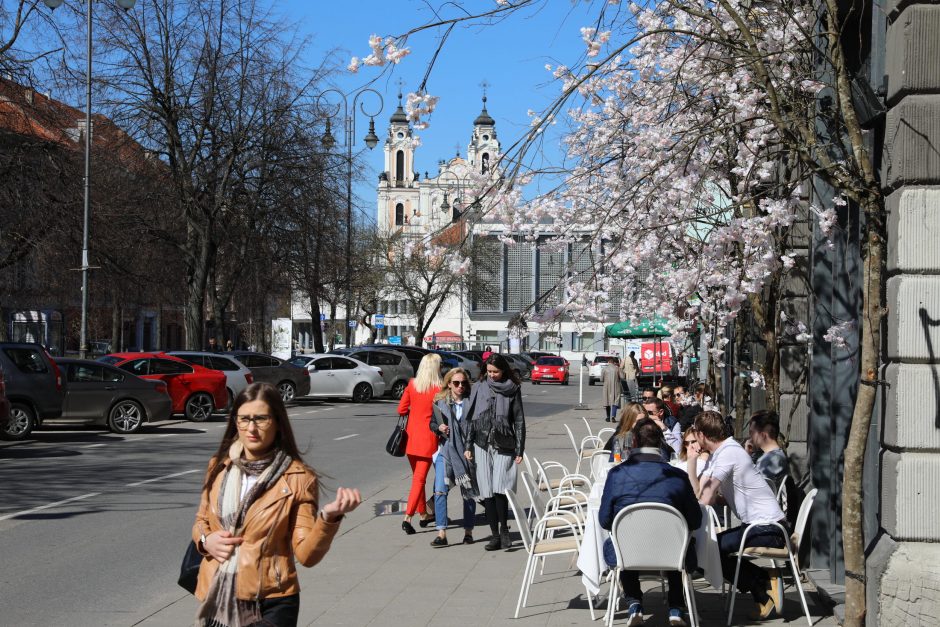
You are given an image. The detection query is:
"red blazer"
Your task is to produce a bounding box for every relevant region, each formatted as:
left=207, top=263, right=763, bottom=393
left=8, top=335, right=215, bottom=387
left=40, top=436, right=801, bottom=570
left=397, top=381, right=441, bottom=458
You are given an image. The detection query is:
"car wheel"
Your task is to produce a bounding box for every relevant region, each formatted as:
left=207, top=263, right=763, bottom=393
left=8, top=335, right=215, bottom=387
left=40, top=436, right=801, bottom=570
left=108, top=400, right=144, bottom=434
left=588, top=378, right=595, bottom=386
left=226, top=388, right=235, bottom=411
left=391, top=380, right=407, bottom=399
left=562, top=378, right=569, bottom=386
left=277, top=381, right=296, bottom=403
left=352, top=382, right=373, bottom=403
left=185, top=392, right=214, bottom=422
left=1, top=403, right=36, bottom=441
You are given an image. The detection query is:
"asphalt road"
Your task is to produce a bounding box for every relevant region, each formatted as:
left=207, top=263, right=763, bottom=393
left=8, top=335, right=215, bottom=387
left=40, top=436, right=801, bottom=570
left=0, top=376, right=591, bottom=626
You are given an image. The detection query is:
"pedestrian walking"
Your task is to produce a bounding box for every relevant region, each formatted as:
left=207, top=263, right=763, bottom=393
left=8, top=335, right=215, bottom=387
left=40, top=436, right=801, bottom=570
left=464, top=353, right=526, bottom=551
left=602, top=357, right=622, bottom=422
left=206, top=337, right=222, bottom=353
left=428, top=367, right=477, bottom=547
left=397, top=353, right=443, bottom=535
left=191, top=382, right=361, bottom=627
left=620, top=350, right=640, bottom=402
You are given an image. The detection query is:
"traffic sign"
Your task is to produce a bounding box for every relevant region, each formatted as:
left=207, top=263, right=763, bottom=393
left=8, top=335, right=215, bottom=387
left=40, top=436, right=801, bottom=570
left=388, top=335, right=402, bottom=345
left=375, top=313, right=385, bottom=329
left=320, top=313, right=326, bottom=321
left=348, top=320, right=357, bottom=328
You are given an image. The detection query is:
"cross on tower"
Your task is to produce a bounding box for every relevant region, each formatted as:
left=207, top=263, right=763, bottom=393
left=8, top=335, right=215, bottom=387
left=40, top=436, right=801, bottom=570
left=479, top=79, right=490, bottom=97
left=454, top=142, right=461, bottom=158
left=395, top=77, right=406, bottom=99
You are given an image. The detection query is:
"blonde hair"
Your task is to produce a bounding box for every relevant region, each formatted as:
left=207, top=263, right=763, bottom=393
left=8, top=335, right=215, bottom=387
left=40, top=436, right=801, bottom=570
left=413, top=353, right=443, bottom=393
left=435, top=367, right=470, bottom=401
left=658, top=385, right=674, bottom=400
left=615, top=403, right=648, bottom=439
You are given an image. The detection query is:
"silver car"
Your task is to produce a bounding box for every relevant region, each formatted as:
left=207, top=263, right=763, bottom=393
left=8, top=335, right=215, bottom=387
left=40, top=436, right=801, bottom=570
left=169, top=351, right=253, bottom=409
left=340, top=348, right=414, bottom=399
left=52, top=359, right=172, bottom=434
left=439, top=351, right=481, bottom=380
left=288, top=354, right=386, bottom=402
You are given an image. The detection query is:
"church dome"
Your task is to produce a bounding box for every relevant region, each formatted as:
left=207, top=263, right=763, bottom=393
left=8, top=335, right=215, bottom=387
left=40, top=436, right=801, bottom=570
left=389, top=92, right=408, bottom=124
left=473, top=96, right=495, bottom=126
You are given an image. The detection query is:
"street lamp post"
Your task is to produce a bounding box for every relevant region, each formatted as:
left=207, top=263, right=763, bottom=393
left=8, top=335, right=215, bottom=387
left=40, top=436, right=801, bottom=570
left=317, top=88, right=383, bottom=348
left=44, top=0, right=136, bottom=359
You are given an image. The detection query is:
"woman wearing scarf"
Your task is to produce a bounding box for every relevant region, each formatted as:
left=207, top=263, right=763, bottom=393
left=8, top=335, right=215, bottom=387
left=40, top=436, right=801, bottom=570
left=464, top=353, right=526, bottom=551
left=192, top=382, right=361, bottom=627
left=428, top=367, right=477, bottom=547
left=397, top=353, right=443, bottom=535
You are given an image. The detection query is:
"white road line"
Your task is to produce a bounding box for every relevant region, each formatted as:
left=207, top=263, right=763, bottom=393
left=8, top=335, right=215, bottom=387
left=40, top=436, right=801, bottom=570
left=0, top=492, right=101, bottom=522
left=126, top=469, right=200, bottom=487
left=157, top=433, right=177, bottom=437
left=333, top=434, right=359, bottom=441
left=81, top=443, right=107, bottom=448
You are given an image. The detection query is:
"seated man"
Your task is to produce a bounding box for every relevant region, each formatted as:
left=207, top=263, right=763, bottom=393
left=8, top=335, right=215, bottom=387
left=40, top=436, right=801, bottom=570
left=748, top=410, right=789, bottom=494
left=599, top=418, right=702, bottom=626
left=642, top=397, right=682, bottom=457
left=690, top=411, right=786, bottom=621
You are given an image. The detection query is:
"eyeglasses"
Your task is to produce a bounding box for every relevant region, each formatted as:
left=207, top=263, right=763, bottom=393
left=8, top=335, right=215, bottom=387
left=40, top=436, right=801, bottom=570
left=683, top=439, right=696, bottom=445
left=642, top=395, right=655, bottom=400
left=451, top=380, right=470, bottom=387
left=236, top=414, right=273, bottom=429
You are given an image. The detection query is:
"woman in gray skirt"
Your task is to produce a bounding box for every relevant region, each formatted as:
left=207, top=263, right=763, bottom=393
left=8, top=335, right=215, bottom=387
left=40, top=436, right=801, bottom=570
left=464, top=353, right=526, bottom=551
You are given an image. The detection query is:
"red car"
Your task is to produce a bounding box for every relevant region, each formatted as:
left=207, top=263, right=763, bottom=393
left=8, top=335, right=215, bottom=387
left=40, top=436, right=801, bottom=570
left=531, top=356, right=570, bottom=385
left=98, top=352, right=227, bottom=422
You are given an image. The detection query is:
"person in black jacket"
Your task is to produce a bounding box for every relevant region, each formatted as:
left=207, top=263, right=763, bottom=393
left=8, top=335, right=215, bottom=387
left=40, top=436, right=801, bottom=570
left=464, top=354, right=526, bottom=551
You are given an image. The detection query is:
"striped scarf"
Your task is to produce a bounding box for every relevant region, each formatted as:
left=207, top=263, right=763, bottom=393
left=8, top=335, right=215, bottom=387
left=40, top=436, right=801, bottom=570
left=194, top=443, right=292, bottom=627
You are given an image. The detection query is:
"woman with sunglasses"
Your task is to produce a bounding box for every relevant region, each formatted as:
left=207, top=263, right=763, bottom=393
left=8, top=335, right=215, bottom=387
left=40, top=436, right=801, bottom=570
left=191, top=382, right=361, bottom=627
left=673, top=426, right=711, bottom=476
left=397, top=353, right=444, bottom=535
left=464, top=354, right=526, bottom=551
left=428, top=368, right=477, bottom=547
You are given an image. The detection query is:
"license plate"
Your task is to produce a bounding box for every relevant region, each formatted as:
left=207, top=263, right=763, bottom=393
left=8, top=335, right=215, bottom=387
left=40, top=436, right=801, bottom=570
left=543, top=375, right=555, bottom=379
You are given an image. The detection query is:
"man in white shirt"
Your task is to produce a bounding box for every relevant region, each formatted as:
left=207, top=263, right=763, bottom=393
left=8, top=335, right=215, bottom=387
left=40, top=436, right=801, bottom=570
left=689, top=411, right=786, bottom=621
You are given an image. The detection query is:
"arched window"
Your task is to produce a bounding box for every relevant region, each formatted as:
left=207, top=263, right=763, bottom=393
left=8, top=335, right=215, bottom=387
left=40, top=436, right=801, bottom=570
left=395, top=150, right=405, bottom=185
left=481, top=153, right=490, bottom=174
left=395, top=203, right=404, bottom=226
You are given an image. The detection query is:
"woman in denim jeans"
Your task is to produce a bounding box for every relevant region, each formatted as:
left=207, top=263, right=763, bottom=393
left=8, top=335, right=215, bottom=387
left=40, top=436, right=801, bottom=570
left=428, top=368, right=477, bottom=546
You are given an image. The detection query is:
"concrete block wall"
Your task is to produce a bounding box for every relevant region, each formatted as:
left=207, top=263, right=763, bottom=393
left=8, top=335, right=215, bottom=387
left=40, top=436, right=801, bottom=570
left=875, top=1, right=940, bottom=623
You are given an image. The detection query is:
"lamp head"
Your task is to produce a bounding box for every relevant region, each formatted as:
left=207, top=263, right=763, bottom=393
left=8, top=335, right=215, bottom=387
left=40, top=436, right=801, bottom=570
left=42, top=0, right=65, bottom=9
left=321, top=118, right=336, bottom=150
left=116, top=0, right=137, bottom=10
left=363, top=117, right=379, bottom=149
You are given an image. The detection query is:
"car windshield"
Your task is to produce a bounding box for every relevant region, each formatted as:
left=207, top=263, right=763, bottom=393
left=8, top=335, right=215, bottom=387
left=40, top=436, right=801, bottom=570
left=287, top=357, right=310, bottom=367
left=593, top=356, right=614, bottom=364
left=97, top=356, right=121, bottom=365
left=538, top=357, right=565, bottom=366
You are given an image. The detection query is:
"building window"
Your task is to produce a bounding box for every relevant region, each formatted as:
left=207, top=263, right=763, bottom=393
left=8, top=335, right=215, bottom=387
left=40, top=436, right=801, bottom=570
left=395, top=203, right=404, bottom=226
left=481, top=152, right=490, bottom=174
left=476, top=331, right=500, bottom=350
left=395, top=150, right=405, bottom=185
left=505, top=239, right=534, bottom=312
left=575, top=332, right=597, bottom=352
left=471, top=236, right=503, bottom=312
left=538, top=332, right=563, bottom=351
left=536, top=240, right=564, bottom=312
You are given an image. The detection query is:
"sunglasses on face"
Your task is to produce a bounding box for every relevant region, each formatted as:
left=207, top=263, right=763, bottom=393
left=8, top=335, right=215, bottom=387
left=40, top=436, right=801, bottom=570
left=451, top=380, right=470, bottom=387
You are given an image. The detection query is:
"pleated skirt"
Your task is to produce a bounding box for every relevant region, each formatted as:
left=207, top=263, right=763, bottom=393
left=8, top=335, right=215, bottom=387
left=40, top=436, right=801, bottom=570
left=474, top=443, right=517, bottom=498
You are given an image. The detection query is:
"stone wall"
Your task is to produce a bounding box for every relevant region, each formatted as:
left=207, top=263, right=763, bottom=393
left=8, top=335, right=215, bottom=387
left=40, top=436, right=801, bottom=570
left=873, top=0, right=940, bottom=623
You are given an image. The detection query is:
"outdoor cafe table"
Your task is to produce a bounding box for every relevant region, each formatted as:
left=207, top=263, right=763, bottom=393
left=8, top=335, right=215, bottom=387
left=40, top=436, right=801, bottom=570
left=576, top=462, right=724, bottom=596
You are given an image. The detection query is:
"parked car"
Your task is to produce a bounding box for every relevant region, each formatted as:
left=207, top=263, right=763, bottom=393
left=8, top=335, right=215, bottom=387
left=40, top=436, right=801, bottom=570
left=224, top=351, right=311, bottom=402
left=98, top=352, right=228, bottom=422
left=356, top=344, right=433, bottom=374
left=504, top=354, right=532, bottom=381
left=0, top=342, right=65, bottom=440
left=522, top=351, right=556, bottom=361
left=435, top=350, right=481, bottom=380
left=53, top=358, right=172, bottom=434
left=330, top=348, right=413, bottom=399
left=531, top=356, right=570, bottom=385
left=287, top=354, right=385, bottom=402
left=588, top=354, right=620, bottom=385
left=0, top=366, right=10, bottom=433
left=169, top=351, right=254, bottom=408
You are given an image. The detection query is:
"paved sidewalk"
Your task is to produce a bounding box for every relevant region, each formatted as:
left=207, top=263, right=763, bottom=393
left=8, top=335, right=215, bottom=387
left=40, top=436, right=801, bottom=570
left=139, top=399, right=838, bottom=627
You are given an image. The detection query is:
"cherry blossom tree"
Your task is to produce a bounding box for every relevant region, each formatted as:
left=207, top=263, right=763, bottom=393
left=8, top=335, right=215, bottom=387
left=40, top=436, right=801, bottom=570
left=353, top=1, right=883, bottom=621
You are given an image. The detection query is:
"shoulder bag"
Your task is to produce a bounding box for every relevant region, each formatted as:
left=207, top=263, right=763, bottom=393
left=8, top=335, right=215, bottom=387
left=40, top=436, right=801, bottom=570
left=177, top=540, right=203, bottom=594
left=385, top=414, right=408, bottom=457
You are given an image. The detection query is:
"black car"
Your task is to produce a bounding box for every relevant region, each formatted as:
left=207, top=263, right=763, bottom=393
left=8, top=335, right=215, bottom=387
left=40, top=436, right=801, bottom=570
left=223, top=351, right=311, bottom=401
left=0, top=342, right=65, bottom=440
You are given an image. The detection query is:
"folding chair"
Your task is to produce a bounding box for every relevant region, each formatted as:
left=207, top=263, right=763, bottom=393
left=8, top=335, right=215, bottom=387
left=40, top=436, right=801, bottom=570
left=606, top=503, right=700, bottom=627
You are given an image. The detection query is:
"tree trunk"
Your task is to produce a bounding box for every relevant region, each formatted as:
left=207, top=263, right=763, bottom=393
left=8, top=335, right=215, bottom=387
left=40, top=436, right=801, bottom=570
left=842, top=197, right=885, bottom=627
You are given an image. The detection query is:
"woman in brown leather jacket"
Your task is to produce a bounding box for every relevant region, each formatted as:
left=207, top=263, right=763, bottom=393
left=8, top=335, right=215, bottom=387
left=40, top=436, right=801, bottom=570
left=192, top=382, right=361, bottom=626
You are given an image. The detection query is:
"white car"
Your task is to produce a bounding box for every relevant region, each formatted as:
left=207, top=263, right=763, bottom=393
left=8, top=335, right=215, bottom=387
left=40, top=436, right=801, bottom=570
left=169, top=351, right=253, bottom=409
left=588, top=354, right=620, bottom=386
left=287, top=354, right=386, bottom=402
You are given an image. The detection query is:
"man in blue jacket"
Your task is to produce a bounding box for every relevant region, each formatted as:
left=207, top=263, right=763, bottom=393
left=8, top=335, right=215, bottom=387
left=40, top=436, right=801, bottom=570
left=599, top=418, right=702, bottom=626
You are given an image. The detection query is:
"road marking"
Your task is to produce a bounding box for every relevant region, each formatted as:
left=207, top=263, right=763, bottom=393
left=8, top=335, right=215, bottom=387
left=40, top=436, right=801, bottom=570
left=334, top=434, right=359, bottom=441
left=81, top=443, right=107, bottom=448
left=126, top=469, right=200, bottom=487
left=157, top=433, right=177, bottom=437
left=0, top=492, right=101, bottom=522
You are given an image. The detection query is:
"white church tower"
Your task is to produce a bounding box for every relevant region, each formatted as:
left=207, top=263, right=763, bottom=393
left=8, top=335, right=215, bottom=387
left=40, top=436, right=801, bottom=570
left=466, top=95, right=499, bottom=176
left=377, top=92, right=420, bottom=232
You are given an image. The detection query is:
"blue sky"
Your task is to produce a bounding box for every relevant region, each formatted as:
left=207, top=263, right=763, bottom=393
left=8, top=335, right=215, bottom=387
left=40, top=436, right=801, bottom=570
left=275, top=1, right=594, bottom=220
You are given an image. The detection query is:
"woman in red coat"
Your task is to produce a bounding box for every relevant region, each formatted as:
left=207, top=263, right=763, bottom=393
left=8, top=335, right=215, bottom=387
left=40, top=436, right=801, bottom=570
left=397, top=353, right=443, bottom=534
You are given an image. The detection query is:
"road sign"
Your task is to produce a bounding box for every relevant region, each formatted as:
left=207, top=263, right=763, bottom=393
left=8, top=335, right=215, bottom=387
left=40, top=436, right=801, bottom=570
left=348, top=320, right=357, bottom=328
left=375, top=313, right=385, bottom=329
left=319, top=313, right=326, bottom=321
left=388, top=335, right=402, bottom=345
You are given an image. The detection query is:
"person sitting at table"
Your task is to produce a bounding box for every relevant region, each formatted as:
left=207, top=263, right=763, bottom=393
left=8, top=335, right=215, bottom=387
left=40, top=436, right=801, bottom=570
left=671, top=426, right=710, bottom=476
left=641, top=397, right=682, bottom=458
left=603, top=403, right=647, bottom=462
left=747, top=410, right=789, bottom=494
left=598, top=418, right=702, bottom=627
left=689, top=411, right=786, bottom=621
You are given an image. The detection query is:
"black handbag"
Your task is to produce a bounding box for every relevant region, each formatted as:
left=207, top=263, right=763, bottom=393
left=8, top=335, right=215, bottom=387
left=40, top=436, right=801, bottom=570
left=385, top=414, right=408, bottom=457
left=177, top=540, right=203, bottom=594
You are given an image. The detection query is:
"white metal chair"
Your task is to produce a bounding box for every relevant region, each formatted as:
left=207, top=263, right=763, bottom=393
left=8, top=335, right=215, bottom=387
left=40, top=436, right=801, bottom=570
left=532, top=457, right=591, bottom=508
left=520, top=470, right=585, bottom=532
left=605, top=503, right=700, bottom=627
left=589, top=449, right=613, bottom=483
left=565, top=423, right=602, bottom=473
left=506, top=488, right=590, bottom=619
left=725, top=488, right=818, bottom=626
left=597, top=427, right=615, bottom=442
left=775, top=475, right=789, bottom=514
